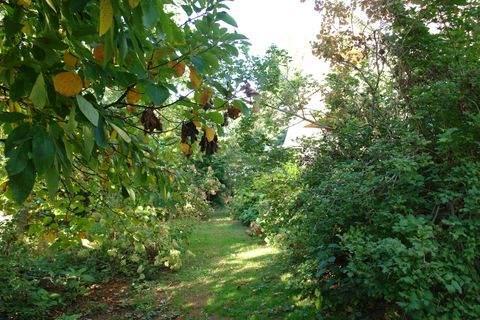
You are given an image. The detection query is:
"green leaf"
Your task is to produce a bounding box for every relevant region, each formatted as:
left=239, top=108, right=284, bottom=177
left=213, top=97, right=227, bottom=109
left=0, top=112, right=26, bottom=123
left=5, top=123, right=32, bottom=155
left=65, top=105, right=78, bottom=135
left=29, top=73, right=48, bottom=109
left=53, top=138, right=72, bottom=177
left=201, top=51, right=220, bottom=70
left=82, top=125, right=95, bottom=160
left=181, top=5, right=193, bottom=16
left=233, top=99, right=251, bottom=116
left=9, top=161, right=36, bottom=204
left=146, top=84, right=170, bottom=105
left=95, top=116, right=107, bottom=148
left=177, top=100, right=197, bottom=108
left=224, top=44, right=239, bottom=56
left=46, top=165, right=59, bottom=199
left=110, top=123, right=131, bottom=143
left=143, top=0, right=160, bottom=29
left=216, top=12, right=238, bottom=27
left=205, top=111, right=224, bottom=125
left=126, top=186, right=136, bottom=202
left=6, top=142, right=29, bottom=176
left=32, top=128, right=55, bottom=175
left=76, top=96, right=99, bottom=126
left=36, top=32, right=69, bottom=50
left=223, top=33, right=248, bottom=41
left=191, top=56, right=206, bottom=73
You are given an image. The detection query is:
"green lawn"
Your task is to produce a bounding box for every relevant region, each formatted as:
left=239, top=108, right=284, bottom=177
left=147, top=211, right=315, bottom=320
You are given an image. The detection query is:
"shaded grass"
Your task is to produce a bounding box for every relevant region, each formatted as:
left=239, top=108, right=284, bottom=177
left=151, top=211, right=316, bottom=319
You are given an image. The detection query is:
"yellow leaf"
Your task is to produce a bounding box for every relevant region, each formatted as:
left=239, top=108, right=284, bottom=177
left=81, top=238, right=99, bottom=249
left=189, top=66, right=201, bottom=89
left=63, top=52, right=79, bottom=68
left=152, top=47, right=173, bottom=62
left=168, top=60, right=186, bottom=77
left=204, top=126, right=215, bottom=142
left=43, top=231, right=57, bottom=243
left=53, top=72, right=83, bottom=97
left=128, top=0, right=140, bottom=8
left=126, top=87, right=141, bottom=104
left=8, top=101, right=21, bottom=112
left=45, top=0, right=57, bottom=12
left=199, top=87, right=213, bottom=105
left=99, top=0, right=113, bottom=37
left=180, top=143, right=192, bottom=156
left=21, top=21, right=32, bottom=35
left=110, top=130, right=118, bottom=140
left=17, top=0, right=30, bottom=9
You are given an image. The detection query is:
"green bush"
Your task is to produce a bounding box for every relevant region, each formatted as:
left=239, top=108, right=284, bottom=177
left=229, top=1, right=480, bottom=318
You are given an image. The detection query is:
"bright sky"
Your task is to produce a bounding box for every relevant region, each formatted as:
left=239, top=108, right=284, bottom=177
left=228, top=0, right=329, bottom=81
left=228, top=0, right=328, bottom=146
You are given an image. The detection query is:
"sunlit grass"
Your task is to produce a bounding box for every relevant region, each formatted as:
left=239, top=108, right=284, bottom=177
left=149, top=210, right=316, bottom=319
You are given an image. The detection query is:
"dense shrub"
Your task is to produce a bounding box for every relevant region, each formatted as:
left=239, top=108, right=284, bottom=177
left=228, top=1, right=480, bottom=319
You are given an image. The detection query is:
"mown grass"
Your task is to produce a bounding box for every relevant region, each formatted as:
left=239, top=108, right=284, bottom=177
left=147, top=211, right=316, bottom=319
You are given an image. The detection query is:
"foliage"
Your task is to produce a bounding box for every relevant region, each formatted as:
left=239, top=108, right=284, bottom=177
left=0, top=0, right=248, bottom=204
left=226, top=1, right=480, bottom=319
left=0, top=1, right=246, bottom=317
left=220, top=47, right=312, bottom=226
left=0, top=219, right=101, bottom=319
left=0, top=152, right=225, bottom=318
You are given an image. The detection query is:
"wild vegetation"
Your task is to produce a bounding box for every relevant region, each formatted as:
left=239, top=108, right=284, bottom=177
left=1, top=0, right=479, bottom=319
left=230, top=1, right=480, bottom=319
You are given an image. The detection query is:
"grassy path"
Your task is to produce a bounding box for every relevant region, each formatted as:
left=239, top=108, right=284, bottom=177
left=64, top=211, right=315, bottom=319
left=150, top=211, right=313, bottom=320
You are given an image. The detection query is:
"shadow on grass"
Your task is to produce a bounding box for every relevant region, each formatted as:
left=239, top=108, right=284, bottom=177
left=154, top=213, right=316, bottom=320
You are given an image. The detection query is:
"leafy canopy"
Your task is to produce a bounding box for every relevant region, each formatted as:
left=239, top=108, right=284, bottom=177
left=0, top=0, right=249, bottom=203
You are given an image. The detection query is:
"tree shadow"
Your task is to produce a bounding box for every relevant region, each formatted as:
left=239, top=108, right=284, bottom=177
left=157, top=217, right=314, bottom=320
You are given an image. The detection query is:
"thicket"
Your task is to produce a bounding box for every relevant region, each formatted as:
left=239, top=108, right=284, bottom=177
left=229, top=1, right=480, bottom=319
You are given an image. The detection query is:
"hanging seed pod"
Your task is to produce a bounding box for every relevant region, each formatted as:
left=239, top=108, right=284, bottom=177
left=199, top=134, right=218, bottom=156
left=140, top=108, right=162, bottom=133
left=181, top=121, right=199, bottom=143
left=227, top=105, right=241, bottom=119
left=240, top=81, right=260, bottom=98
